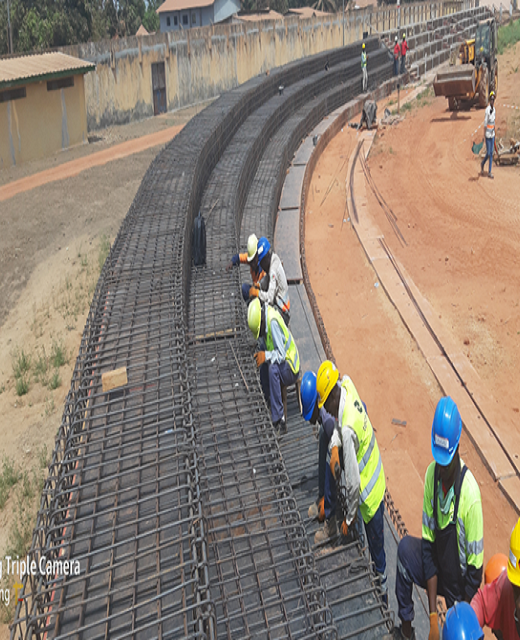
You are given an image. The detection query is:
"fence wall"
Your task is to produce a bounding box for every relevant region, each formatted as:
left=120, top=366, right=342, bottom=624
left=61, top=0, right=476, bottom=131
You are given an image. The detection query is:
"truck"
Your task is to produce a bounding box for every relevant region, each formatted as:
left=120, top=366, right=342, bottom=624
left=433, top=17, right=498, bottom=111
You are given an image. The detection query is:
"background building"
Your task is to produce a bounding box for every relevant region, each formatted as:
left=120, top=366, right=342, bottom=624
left=158, top=0, right=241, bottom=31
left=0, top=52, right=94, bottom=168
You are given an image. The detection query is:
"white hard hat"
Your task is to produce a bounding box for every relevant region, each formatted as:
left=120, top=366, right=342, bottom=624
left=395, top=36, right=398, bottom=41
left=247, top=234, right=258, bottom=262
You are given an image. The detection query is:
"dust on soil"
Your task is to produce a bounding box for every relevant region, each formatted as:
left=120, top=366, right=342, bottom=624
left=0, top=104, right=201, bottom=637
left=306, top=41, right=520, bottom=567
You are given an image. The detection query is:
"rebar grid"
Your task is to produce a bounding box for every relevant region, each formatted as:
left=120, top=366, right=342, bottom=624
left=11, top=37, right=396, bottom=640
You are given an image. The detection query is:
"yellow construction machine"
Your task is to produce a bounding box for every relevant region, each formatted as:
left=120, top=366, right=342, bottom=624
left=433, top=17, right=498, bottom=110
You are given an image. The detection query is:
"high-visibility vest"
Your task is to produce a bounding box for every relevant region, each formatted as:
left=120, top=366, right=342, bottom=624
left=361, top=51, right=367, bottom=68
left=265, top=306, right=300, bottom=375
left=340, top=377, right=385, bottom=522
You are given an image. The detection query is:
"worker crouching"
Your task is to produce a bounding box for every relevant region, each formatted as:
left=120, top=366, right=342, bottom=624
left=316, top=361, right=387, bottom=599
left=248, top=298, right=300, bottom=436
left=394, top=397, right=484, bottom=640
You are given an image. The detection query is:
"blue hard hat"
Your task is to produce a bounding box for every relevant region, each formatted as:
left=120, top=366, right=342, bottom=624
left=442, top=602, right=483, bottom=640
left=300, top=371, right=318, bottom=421
left=431, top=396, right=462, bottom=466
left=257, top=237, right=271, bottom=262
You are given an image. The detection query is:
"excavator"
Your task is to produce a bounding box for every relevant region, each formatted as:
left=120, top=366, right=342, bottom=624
left=433, top=17, right=498, bottom=110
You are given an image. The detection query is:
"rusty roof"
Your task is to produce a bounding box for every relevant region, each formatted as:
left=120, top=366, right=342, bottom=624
left=157, top=0, right=214, bottom=12
left=236, top=9, right=283, bottom=21
left=0, top=52, right=95, bottom=89
left=285, top=7, right=332, bottom=18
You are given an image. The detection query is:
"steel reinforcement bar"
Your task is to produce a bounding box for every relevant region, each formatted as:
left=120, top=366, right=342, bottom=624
left=12, top=37, right=394, bottom=640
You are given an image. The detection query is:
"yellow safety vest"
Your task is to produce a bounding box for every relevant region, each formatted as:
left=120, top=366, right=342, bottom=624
left=340, top=377, right=385, bottom=523
left=265, top=306, right=299, bottom=375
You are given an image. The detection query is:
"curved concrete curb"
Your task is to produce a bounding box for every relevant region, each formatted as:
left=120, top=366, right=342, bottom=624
left=280, top=74, right=520, bottom=515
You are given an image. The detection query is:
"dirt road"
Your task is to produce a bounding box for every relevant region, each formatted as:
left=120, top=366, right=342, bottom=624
left=306, top=42, right=520, bottom=566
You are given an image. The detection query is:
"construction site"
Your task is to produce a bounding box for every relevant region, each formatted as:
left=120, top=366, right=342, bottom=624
left=1, top=1, right=520, bottom=638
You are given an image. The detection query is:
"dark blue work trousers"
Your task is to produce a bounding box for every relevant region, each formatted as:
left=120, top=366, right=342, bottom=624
left=396, top=534, right=454, bottom=623
left=318, top=427, right=337, bottom=520
left=260, top=361, right=297, bottom=424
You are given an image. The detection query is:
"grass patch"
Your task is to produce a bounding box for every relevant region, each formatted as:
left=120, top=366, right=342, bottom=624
left=12, top=349, right=31, bottom=379
left=98, top=234, right=111, bottom=273
left=34, top=347, right=50, bottom=386
left=15, top=376, right=29, bottom=396
left=0, top=457, right=20, bottom=510
left=498, top=18, right=520, bottom=54
left=50, top=339, right=68, bottom=368
left=48, top=371, right=61, bottom=390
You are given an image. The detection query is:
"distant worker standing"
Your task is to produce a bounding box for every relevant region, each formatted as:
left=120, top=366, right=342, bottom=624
left=394, top=397, right=484, bottom=640
left=400, top=33, right=409, bottom=75
left=247, top=298, right=300, bottom=436
left=481, top=91, right=496, bottom=179
left=361, top=42, right=368, bottom=92
left=226, top=233, right=265, bottom=301
left=393, top=36, right=401, bottom=76
left=252, top=237, right=291, bottom=326
left=470, top=519, right=520, bottom=640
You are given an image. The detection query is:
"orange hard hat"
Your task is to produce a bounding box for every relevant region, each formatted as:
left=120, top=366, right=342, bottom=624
left=485, top=553, right=508, bottom=584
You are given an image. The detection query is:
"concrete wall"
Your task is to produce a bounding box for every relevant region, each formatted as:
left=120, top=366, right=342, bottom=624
left=61, top=0, right=476, bottom=131
left=0, top=74, right=88, bottom=168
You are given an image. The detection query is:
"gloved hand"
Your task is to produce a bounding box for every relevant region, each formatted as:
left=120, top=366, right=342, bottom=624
left=254, top=351, right=266, bottom=367
left=226, top=262, right=234, bottom=272
left=330, top=446, right=341, bottom=482
left=428, top=612, right=439, bottom=640
left=340, top=520, right=349, bottom=536
left=249, top=286, right=259, bottom=298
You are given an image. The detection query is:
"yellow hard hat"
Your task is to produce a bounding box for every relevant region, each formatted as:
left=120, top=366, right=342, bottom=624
left=402, top=32, right=406, bottom=39
left=316, top=361, right=339, bottom=408
left=248, top=298, right=262, bottom=339
left=507, top=518, right=520, bottom=587
left=247, top=234, right=258, bottom=262
left=362, top=42, right=365, bottom=49
left=489, top=90, right=495, bottom=99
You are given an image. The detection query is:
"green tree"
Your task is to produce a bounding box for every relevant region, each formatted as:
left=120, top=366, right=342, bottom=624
left=142, top=0, right=160, bottom=32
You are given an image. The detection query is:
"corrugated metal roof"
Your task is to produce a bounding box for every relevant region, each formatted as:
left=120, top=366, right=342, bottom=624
left=157, top=0, right=214, bottom=13
left=0, top=52, right=95, bottom=89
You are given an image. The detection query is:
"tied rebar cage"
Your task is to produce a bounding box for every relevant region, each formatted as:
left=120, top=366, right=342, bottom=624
left=12, top=35, right=397, bottom=640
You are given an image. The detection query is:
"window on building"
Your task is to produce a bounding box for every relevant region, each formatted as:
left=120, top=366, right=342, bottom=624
left=182, top=14, right=188, bottom=25
left=174, top=15, right=178, bottom=25
left=192, top=12, right=197, bottom=24
left=166, top=16, right=171, bottom=26
left=47, top=76, right=74, bottom=91
left=0, top=86, right=26, bottom=103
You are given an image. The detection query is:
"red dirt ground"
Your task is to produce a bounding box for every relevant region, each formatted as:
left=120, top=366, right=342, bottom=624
left=306, top=41, right=520, bottom=567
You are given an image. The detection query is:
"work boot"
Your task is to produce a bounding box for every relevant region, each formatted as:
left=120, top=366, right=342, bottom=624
left=393, top=626, right=416, bottom=640
left=308, top=497, right=325, bottom=522
left=314, top=516, right=337, bottom=544
left=489, top=173, right=494, bottom=179
left=273, top=418, right=287, bottom=437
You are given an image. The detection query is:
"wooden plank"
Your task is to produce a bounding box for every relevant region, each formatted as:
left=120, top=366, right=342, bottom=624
left=102, top=367, right=128, bottom=393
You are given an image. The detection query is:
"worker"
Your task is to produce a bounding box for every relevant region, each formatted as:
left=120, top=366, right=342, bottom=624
left=481, top=90, right=496, bottom=179
left=470, top=519, right=520, bottom=640
left=443, top=602, right=484, bottom=640
left=252, top=237, right=291, bottom=326
left=394, top=396, right=484, bottom=640
left=393, top=36, right=401, bottom=76
left=300, top=371, right=337, bottom=543
left=316, top=361, right=387, bottom=597
left=247, top=297, right=300, bottom=437
left=400, top=33, right=409, bottom=75
left=361, top=42, right=368, bottom=92
left=226, top=233, right=265, bottom=300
